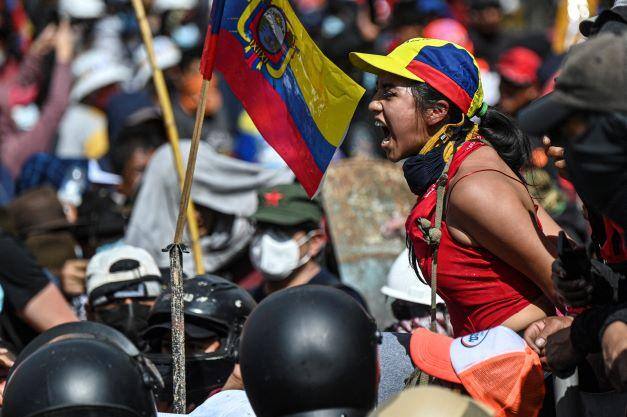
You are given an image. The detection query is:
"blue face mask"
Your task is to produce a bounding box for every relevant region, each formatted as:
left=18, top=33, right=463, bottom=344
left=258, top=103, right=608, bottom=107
left=172, top=24, right=201, bottom=49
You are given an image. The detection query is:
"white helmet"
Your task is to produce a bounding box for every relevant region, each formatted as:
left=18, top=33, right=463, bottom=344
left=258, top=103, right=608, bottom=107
left=381, top=249, right=444, bottom=306
left=59, top=0, right=105, bottom=19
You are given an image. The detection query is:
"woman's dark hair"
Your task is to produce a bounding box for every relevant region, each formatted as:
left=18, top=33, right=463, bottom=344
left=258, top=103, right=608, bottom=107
left=409, top=82, right=531, bottom=173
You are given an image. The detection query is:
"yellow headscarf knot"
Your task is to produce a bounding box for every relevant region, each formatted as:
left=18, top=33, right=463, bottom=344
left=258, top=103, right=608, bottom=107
left=418, top=116, right=480, bottom=162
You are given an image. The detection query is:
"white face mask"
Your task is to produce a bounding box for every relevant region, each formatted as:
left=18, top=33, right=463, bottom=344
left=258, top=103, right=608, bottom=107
left=11, top=103, right=40, bottom=131
left=250, top=230, right=316, bottom=281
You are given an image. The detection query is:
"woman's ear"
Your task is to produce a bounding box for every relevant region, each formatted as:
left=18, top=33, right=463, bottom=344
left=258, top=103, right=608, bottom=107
left=424, top=100, right=450, bottom=127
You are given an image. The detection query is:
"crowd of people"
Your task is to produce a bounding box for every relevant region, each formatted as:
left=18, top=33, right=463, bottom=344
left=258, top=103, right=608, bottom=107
left=0, top=0, right=624, bottom=416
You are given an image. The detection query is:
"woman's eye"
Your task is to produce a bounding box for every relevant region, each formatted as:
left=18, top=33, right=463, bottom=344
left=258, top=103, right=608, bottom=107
left=381, top=90, right=395, bottom=99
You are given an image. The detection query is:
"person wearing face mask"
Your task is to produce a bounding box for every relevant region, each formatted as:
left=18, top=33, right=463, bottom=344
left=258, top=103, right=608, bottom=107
left=125, top=140, right=293, bottom=279
left=85, top=244, right=163, bottom=349
left=519, top=31, right=627, bottom=231
left=518, top=31, right=627, bottom=392
left=349, top=38, right=566, bottom=338
left=249, top=183, right=367, bottom=308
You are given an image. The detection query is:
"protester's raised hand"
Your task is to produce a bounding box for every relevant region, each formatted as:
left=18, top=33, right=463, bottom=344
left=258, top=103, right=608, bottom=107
left=30, top=24, right=57, bottom=56
left=60, top=259, right=88, bottom=297
left=602, top=320, right=627, bottom=392
left=543, top=136, right=569, bottom=179
left=55, top=19, right=75, bottom=64
left=523, top=316, right=573, bottom=366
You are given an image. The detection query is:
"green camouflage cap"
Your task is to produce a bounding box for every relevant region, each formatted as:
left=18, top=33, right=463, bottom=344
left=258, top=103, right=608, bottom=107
left=251, top=183, right=323, bottom=227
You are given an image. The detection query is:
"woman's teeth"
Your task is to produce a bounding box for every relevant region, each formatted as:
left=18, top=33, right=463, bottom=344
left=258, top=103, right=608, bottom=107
left=374, top=120, right=390, bottom=143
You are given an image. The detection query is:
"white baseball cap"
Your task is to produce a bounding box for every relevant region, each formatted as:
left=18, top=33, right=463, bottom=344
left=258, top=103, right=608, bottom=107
left=86, top=245, right=162, bottom=306
left=71, top=50, right=132, bottom=102
left=381, top=249, right=444, bottom=305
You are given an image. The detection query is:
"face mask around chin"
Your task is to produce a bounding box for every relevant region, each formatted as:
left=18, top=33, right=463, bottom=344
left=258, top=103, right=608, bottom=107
left=249, top=230, right=315, bottom=281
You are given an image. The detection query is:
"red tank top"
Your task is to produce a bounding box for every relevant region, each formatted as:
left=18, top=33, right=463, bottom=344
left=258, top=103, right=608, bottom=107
left=406, top=141, right=544, bottom=337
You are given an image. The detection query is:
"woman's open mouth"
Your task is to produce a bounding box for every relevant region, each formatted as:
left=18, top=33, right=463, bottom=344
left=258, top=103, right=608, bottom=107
left=374, top=119, right=391, bottom=145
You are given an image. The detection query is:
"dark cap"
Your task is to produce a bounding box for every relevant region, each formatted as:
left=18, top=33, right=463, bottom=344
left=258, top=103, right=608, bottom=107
left=580, top=1, right=627, bottom=37
left=251, top=183, right=323, bottom=227
left=518, top=31, right=627, bottom=136
left=7, top=187, right=73, bottom=236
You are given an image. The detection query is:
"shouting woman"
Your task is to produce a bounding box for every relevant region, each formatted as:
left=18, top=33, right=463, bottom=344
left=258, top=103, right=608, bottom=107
left=350, top=38, right=563, bottom=336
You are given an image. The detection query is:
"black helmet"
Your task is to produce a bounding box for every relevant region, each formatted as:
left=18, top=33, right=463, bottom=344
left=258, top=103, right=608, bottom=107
left=142, top=274, right=257, bottom=407
left=3, top=321, right=162, bottom=417
left=240, top=285, right=381, bottom=417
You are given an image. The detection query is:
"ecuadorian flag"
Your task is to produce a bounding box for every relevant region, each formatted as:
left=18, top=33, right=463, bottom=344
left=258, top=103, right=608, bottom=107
left=201, top=0, right=365, bottom=197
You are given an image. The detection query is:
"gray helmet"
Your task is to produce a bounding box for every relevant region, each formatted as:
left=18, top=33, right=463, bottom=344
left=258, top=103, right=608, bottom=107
left=3, top=321, right=162, bottom=417
left=240, top=285, right=381, bottom=417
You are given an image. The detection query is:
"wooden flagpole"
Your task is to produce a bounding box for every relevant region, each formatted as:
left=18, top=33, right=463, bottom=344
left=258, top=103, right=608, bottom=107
left=130, top=0, right=205, bottom=276
left=164, top=0, right=225, bottom=412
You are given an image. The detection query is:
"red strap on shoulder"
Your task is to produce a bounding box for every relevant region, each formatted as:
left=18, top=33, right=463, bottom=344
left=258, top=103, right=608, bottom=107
left=447, top=140, right=486, bottom=177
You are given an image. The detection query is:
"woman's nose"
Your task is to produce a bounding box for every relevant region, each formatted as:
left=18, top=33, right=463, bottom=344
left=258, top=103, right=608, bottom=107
left=368, top=99, right=383, bottom=113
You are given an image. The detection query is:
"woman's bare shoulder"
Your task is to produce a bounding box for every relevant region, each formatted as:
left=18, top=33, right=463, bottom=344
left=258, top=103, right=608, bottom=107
left=454, top=144, right=510, bottom=176
left=447, top=147, right=532, bottom=215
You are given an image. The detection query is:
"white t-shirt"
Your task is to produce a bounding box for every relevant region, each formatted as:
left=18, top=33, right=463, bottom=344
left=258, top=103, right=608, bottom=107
left=157, top=389, right=256, bottom=417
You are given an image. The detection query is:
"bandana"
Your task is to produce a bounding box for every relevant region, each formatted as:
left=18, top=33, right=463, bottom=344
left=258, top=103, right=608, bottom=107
left=402, top=119, right=478, bottom=196
left=403, top=145, right=447, bottom=196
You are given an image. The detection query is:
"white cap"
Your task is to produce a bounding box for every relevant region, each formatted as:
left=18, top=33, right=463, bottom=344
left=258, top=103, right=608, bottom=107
left=71, top=50, right=132, bottom=102
left=152, top=0, right=198, bottom=12
left=451, top=326, right=527, bottom=375
left=130, top=36, right=182, bottom=89
left=86, top=245, right=162, bottom=305
left=381, top=249, right=444, bottom=305
left=59, top=0, right=105, bottom=19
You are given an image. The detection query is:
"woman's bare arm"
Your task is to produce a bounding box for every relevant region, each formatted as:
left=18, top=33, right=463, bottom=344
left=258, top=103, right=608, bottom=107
left=447, top=171, right=559, bottom=304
